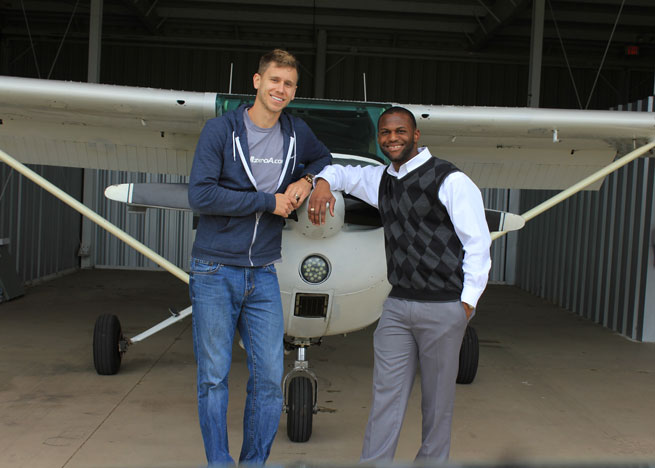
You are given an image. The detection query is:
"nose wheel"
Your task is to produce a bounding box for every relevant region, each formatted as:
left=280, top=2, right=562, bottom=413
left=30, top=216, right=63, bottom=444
left=283, top=343, right=318, bottom=442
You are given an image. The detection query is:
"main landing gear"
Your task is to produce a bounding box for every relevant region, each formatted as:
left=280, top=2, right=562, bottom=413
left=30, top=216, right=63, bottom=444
left=92, top=306, right=192, bottom=375
left=93, top=314, right=129, bottom=375
left=457, top=325, right=479, bottom=384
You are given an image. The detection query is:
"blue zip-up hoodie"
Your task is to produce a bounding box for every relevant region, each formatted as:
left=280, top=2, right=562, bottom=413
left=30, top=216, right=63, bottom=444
left=188, top=104, right=332, bottom=267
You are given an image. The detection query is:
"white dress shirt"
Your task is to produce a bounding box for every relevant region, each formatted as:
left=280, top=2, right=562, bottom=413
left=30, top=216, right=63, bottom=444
left=317, top=147, right=491, bottom=307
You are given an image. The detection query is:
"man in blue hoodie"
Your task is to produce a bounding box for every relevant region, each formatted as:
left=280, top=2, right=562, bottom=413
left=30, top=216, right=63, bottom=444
left=188, top=49, right=331, bottom=465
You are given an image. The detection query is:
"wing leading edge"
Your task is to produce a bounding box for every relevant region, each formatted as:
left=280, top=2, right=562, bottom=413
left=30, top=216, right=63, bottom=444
left=405, top=103, right=655, bottom=190
left=0, top=76, right=216, bottom=175
left=1, top=76, right=654, bottom=190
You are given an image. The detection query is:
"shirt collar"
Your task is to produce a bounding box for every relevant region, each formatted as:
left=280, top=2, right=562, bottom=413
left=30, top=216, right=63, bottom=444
left=386, top=147, right=432, bottom=179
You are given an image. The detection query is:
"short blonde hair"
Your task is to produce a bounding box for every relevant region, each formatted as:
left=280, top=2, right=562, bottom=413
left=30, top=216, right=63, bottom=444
left=258, top=49, right=299, bottom=76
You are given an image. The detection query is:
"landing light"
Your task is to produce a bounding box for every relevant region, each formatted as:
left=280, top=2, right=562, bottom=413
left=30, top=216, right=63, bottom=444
left=300, top=255, right=330, bottom=284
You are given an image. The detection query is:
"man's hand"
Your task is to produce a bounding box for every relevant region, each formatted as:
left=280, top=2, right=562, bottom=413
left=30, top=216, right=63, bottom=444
left=463, top=302, right=474, bottom=320
left=284, top=177, right=312, bottom=210
left=273, top=193, right=295, bottom=218
left=308, top=178, right=336, bottom=225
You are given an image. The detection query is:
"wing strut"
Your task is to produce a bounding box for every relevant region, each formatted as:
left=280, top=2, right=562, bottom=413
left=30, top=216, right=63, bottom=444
left=491, top=139, right=655, bottom=241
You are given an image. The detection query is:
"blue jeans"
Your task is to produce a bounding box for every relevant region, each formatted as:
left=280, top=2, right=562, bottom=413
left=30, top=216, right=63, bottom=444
left=189, top=258, right=284, bottom=465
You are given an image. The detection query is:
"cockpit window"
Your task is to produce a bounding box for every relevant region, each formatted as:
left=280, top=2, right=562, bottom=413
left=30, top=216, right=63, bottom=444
left=216, top=94, right=390, bottom=164
left=286, top=108, right=383, bottom=162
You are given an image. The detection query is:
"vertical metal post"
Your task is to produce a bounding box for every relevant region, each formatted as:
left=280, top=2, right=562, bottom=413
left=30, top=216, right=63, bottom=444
left=514, top=0, right=545, bottom=285
left=87, top=0, right=103, bottom=83
left=314, top=29, right=327, bottom=98
left=81, top=0, right=103, bottom=268
left=527, top=0, right=545, bottom=108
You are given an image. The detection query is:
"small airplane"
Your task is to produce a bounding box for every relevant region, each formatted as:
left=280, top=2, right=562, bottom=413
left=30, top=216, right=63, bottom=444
left=1, top=75, right=654, bottom=443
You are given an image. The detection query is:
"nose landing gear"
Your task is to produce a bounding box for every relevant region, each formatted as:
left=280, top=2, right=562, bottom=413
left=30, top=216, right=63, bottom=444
left=283, top=340, right=318, bottom=442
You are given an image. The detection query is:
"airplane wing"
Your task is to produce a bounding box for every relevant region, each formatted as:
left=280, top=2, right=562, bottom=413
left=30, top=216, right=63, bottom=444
left=1, top=76, right=654, bottom=189
left=407, top=102, right=655, bottom=190
left=0, top=76, right=215, bottom=175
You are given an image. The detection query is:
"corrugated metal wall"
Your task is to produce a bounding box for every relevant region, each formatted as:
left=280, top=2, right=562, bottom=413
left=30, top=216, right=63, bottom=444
left=0, top=163, right=82, bottom=283
left=516, top=99, right=655, bottom=341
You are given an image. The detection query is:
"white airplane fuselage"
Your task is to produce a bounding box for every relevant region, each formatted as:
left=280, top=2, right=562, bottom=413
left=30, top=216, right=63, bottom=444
left=279, top=217, right=389, bottom=339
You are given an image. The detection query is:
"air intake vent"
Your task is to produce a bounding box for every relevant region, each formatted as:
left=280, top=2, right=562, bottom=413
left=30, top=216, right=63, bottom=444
left=294, top=294, right=328, bottom=318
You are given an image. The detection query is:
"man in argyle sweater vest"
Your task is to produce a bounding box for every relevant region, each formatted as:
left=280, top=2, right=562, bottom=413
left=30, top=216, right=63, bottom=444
left=308, top=107, right=491, bottom=462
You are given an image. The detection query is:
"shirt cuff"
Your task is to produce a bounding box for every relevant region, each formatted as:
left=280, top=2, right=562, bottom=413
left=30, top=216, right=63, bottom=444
left=461, top=286, right=485, bottom=309
left=315, top=167, right=337, bottom=189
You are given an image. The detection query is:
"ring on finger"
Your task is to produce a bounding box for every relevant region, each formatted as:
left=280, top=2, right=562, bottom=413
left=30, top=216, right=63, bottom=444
left=310, top=207, right=315, bottom=212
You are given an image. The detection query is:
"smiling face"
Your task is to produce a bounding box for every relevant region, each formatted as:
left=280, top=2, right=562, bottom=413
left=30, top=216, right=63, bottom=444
left=377, top=111, right=420, bottom=170
left=252, top=63, right=298, bottom=116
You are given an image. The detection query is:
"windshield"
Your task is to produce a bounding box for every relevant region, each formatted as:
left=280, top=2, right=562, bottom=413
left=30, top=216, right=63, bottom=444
left=216, top=94, right=390, bottom=164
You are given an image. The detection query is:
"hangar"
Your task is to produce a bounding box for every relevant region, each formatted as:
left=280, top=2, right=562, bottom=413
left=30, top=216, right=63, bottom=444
left=1, top=1, right=655, bottom=466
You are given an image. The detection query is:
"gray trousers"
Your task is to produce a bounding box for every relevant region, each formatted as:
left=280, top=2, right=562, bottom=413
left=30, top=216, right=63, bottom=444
left=360, top=297, right=469, bottom=462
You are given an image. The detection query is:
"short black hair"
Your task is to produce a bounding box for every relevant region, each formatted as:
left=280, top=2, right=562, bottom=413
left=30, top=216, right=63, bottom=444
left=378, top=106, right=417, bottom=130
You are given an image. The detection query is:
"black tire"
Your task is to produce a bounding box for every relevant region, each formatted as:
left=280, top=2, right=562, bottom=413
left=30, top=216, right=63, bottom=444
left=93, top=314, right=123, bottom=375
left=456, top=325, right=479, bottom=384
left=287, top=376, right=313, bottom=442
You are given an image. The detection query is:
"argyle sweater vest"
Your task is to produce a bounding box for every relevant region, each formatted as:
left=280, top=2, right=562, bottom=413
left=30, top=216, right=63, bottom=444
left=378, top=157, right=464, bottom=301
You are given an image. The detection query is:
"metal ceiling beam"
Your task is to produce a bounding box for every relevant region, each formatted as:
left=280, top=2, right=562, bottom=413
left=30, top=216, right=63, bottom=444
left=156, top=7, right=477, bottom=33
left=183, top=0, right=488, bottom=17
left=4, top=23, right=654, bottom=60
left=555, top=0, right=653, bottom=6
left=515, top=9, right=655, bottom=27
left=5, top=27, right=651, bottom=69
left=468, top=0, right=531, bottom=51
left=501, top=24, right=653, bottom=42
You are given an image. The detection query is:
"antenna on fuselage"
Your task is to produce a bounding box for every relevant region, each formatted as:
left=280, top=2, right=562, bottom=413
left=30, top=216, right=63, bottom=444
left=229, top=62, right=234, bottom=94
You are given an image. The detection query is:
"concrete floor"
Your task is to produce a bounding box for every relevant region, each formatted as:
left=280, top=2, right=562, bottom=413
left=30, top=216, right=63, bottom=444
left=1, top=269, right=655, bottom=468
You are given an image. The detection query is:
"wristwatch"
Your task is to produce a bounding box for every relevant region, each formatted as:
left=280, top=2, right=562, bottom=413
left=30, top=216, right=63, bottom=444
left=303, top=173, right=315, bottom=185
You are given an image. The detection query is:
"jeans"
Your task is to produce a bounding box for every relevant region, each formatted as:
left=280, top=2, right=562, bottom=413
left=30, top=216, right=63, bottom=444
left=189, top=258, right=284, bottom=465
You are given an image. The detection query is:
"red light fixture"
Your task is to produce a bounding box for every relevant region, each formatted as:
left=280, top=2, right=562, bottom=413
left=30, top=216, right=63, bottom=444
left=625, top=45, right=639, bottom=56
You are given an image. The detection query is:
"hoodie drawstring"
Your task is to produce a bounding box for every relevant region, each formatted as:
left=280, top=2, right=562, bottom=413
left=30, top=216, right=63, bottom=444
left=291, top=130, right=297, bottom=174
left=232, top=131, right=236, bottom=161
